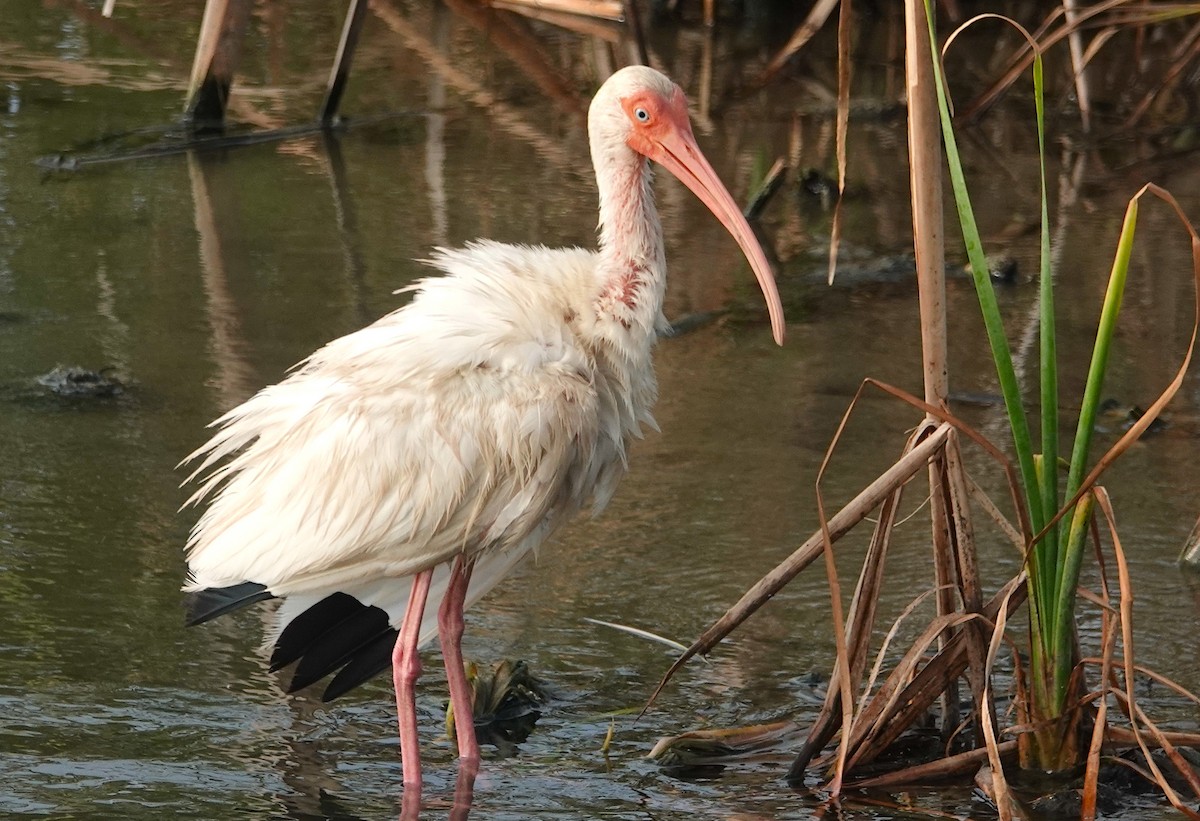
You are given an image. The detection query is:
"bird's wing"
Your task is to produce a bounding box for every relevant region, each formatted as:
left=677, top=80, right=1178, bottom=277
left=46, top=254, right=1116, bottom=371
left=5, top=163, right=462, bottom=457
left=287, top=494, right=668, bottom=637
left=183, top=243, right=607, bottom=596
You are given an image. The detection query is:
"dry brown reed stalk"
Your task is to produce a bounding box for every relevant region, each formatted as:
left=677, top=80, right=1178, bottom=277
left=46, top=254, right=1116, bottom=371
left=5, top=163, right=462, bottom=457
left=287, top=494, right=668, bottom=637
left=935, top=432, right=990, bottom=744
left=433, top=0, right=589, bottom=117
left=643, top=415, right=956, bottom=713
left=755, top=0, right=841, bottom=87
left=815, top=424, right=919, bottom=791
left=1061, top=0, right=1093, bottom=131
left=826, top=0, right=852, bottom=287
left=1098, top=488, right=1200, bottom=818
left=906, top=1, right=990, bottom=764
left=488, top=0, right=623, bottom=21
left=960, top=0, right=1200, bottom=123
left=816, top=465, right=855, bottom=794
left=976, top=578, right=1025, bottom=820
left=1126, top=17, right=1200, bottom=126
left=369, top=0, right=582, bottom=166
left=847, top=740, right=1018, bottom=788
left=1081, top=507, right=1119, bottom=821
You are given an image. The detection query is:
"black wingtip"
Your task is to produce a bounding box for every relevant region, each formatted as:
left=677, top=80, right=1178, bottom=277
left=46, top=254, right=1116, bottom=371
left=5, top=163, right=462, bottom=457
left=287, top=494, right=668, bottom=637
left=269, top=592, right=363, bottom=672
left=321, top=629, right=398, bottom=702
left=184, top=582, right=274, bottom=626
left=285, top=605, right=392, bottom=694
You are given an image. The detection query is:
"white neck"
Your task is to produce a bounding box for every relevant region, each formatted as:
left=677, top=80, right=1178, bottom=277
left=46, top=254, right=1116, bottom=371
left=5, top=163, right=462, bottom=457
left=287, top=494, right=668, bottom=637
left=591, top=145, right=667, bottom=350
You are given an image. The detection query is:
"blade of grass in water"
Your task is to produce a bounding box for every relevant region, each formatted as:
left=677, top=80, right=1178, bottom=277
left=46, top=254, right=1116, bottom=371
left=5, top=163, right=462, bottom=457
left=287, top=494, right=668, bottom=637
left=1050, top=200, right=1139, bottom=701
left=1035, top=51, right=1060, bottom=604
left=920, top=0, right=1046, bottom=581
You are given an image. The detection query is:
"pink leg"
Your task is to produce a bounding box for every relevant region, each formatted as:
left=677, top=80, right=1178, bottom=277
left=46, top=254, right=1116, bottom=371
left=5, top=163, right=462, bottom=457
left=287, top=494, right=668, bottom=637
left=394, top=568, right=434, bottom=801
left=439, top=554, right=479, bottom=764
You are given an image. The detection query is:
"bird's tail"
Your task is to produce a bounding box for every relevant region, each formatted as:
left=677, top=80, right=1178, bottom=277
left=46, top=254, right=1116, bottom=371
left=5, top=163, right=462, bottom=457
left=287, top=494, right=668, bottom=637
left=186, top=546, right=535, bottom=702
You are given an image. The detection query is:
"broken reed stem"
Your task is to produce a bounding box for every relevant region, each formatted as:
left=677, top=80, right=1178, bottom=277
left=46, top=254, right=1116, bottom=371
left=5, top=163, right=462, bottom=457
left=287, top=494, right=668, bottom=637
left=906, top=0, right=947, bottom=408
left=1061, top=0, right=1092, bottom=131
left=788, top=435, right=912, bottom=782
left=646, top=422, right=955, bottom=711
left=1106, top=726, right=1200, bottom=749
left=844, top=573, right=1027, bottom=770
left=904, top=0, right=958, bottom=732
left=944, top=438, right=993, bottom=748
left=1083, top=509, right=1117, bottom=821
left=907, top=0, right=985, bottom=750
left=488, top=0, right=622, bottom=20
left=756, top=0, right=840, bottom=86
left=848, top=740, right=1019, bottom=788
left=743, top=157, right=788, bottom=222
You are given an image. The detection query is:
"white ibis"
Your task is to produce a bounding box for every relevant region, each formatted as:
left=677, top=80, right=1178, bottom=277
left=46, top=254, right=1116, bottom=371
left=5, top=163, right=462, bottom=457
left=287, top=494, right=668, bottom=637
left=182, top=65, right=785, bottom=800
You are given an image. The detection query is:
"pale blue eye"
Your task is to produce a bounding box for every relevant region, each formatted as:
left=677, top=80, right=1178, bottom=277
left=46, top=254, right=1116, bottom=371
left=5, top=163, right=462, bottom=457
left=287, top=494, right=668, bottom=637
left=635, top=107, right=650, bottom=122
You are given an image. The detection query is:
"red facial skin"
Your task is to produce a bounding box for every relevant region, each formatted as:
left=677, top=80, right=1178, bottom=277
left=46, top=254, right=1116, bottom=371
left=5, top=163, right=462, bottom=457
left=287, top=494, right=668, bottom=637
left=617, top=85, right=786, bottom=346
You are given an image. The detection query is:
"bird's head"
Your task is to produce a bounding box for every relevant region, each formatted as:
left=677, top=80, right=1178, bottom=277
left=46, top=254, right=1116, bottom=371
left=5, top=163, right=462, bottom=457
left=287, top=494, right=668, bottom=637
left=589, top=66, right=786, bottom=346
left=588, top=66, right=690, bottom=171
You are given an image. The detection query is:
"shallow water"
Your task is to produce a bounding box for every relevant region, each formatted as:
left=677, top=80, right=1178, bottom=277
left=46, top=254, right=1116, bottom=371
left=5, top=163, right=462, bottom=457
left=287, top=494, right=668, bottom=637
left=1, top=2, right=1199, bottom=818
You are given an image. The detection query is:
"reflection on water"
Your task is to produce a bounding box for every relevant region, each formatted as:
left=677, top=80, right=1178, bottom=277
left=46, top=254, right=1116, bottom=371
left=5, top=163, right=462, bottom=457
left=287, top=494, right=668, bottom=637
left=1, top=1, right=1199, bottom=819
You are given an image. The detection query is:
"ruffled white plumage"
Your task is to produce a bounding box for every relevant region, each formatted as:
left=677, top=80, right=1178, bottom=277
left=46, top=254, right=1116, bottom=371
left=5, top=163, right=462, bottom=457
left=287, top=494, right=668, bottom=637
left=183, top=239, right=657, bottom=640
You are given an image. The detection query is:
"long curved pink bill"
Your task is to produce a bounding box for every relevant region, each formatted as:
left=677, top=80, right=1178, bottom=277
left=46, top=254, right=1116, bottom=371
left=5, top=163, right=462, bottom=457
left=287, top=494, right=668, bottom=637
left=649, top=126, right=786, bottom=346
